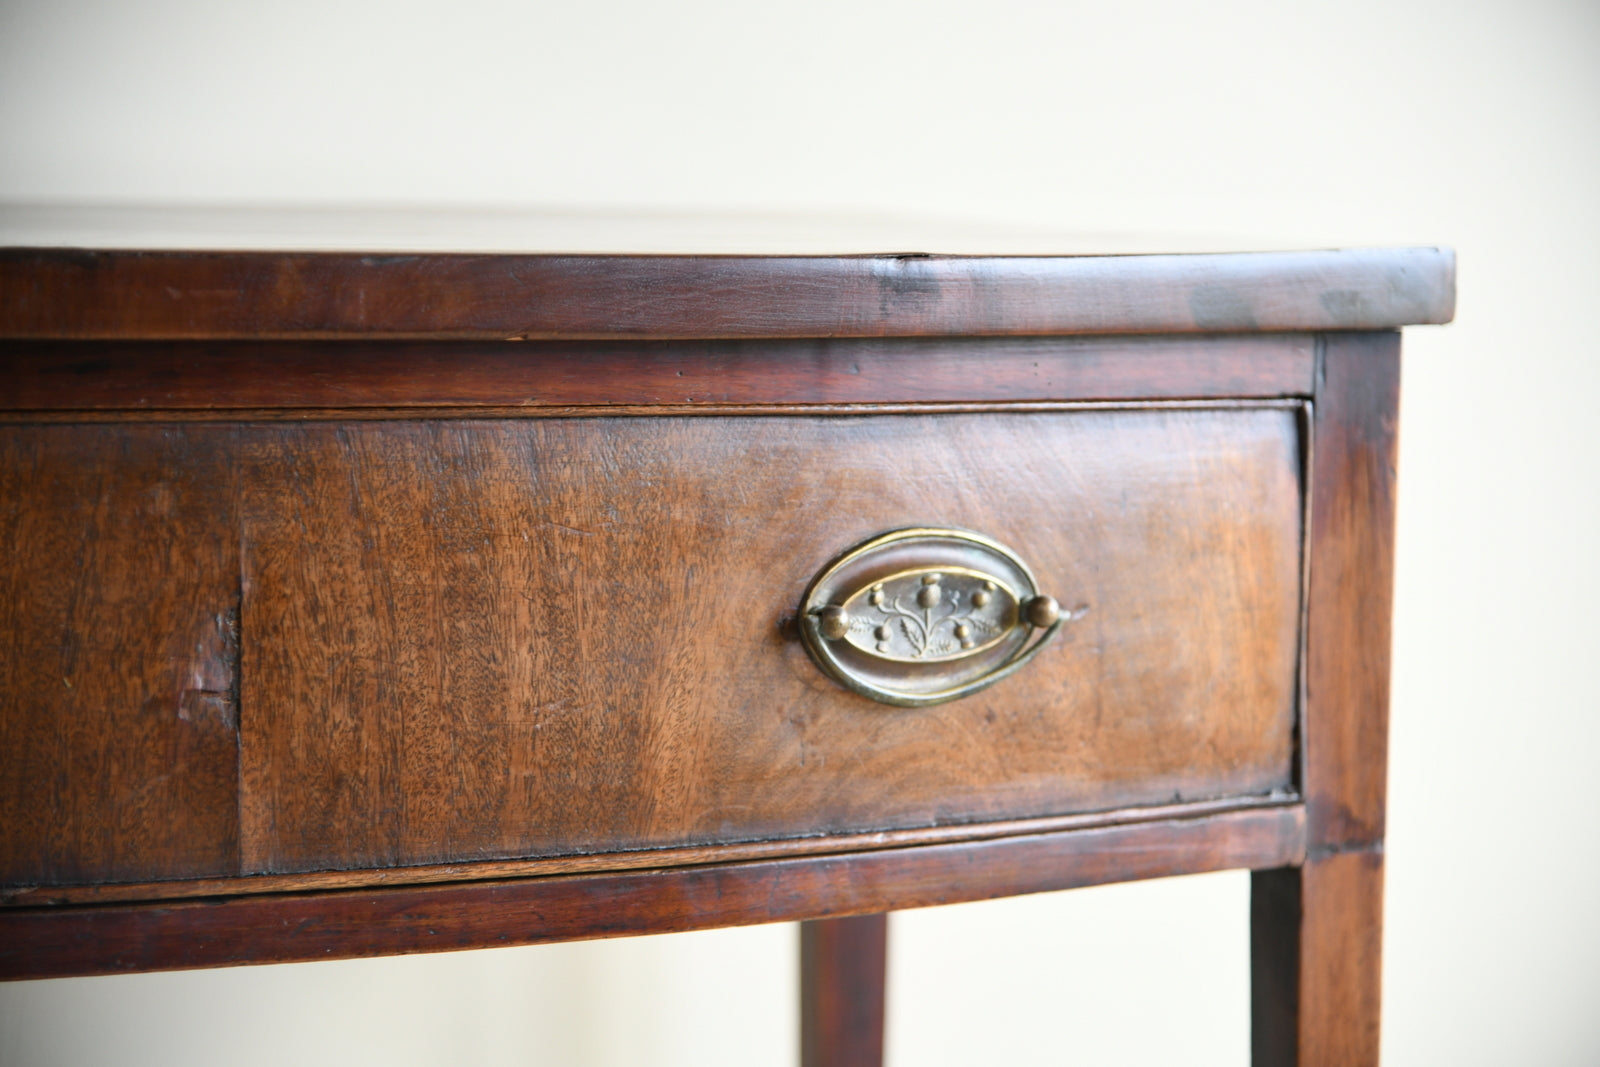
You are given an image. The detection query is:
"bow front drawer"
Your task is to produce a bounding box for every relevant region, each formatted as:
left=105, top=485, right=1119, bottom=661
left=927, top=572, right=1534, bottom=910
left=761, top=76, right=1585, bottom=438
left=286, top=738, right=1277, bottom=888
left=2, top=405, right=1302, bottom=889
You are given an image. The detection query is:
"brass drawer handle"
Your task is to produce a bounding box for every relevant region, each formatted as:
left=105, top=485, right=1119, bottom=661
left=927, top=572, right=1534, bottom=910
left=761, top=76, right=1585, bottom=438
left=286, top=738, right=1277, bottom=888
left=799, top=527, right=1081, bottom=707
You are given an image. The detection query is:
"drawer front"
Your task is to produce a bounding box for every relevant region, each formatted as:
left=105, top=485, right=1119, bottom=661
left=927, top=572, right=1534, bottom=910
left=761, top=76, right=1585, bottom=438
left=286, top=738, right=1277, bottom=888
left=0, top=407, right=1302, bottom=886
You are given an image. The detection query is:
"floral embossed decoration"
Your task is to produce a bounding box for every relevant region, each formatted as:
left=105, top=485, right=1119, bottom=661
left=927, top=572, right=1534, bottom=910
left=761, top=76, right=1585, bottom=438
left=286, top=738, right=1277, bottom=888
left=838, top=567, right=1018, bottom=663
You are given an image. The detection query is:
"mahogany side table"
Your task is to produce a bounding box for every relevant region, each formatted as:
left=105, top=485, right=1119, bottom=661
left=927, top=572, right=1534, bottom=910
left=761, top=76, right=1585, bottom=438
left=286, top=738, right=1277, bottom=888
left=0, top=244, right=1454, bottom=1065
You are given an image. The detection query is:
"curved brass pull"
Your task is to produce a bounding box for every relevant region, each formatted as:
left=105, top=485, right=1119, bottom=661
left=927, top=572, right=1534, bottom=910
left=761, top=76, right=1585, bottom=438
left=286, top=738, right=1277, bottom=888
left=798, top=527, right=1082, bottom=707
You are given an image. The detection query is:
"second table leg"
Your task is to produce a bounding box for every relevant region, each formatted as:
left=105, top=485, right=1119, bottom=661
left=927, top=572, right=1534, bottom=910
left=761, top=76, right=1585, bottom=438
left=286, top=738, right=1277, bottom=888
left=800, top=913, right=888, bottom=1067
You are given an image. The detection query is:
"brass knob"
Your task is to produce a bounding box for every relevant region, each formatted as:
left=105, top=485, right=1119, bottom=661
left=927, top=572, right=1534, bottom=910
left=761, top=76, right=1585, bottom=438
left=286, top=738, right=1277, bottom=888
left=1024, top=595, right=1060, bottom=629
left=817, top=605, right=851, bottom=640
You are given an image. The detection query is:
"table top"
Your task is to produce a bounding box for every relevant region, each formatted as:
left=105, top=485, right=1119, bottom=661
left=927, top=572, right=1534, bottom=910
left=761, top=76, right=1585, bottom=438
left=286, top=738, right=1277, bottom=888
left=0, top=208, right=1455, bottom=340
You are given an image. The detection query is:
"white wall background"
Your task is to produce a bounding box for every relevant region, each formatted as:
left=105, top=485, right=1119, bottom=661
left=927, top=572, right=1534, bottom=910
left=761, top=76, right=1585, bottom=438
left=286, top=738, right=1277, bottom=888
left=2, top=1, right=1597, bottom=1063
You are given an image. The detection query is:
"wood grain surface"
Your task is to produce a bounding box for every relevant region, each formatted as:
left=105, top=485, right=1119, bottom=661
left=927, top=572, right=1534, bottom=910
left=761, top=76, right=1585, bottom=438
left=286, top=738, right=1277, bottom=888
left=0, top=425, right=242, bottom=886
left=0, top=804, right=1304, bottom=981
left=0, top=248, right=1455, bottom=341
left=234, top=408, right=1303, bottom=875
left=0, top=240, right=1428, bottom=1060
left=801, top=914, right=888, bottom=1067
left=0, top=796, right=1290, bottom=907
left=0, top=406, right=1303, bottom=889
left=1303, top=333, right=1399, bottom=854
left=1250, top=331, right=1400, bottom=1065
left=0, top=333, right=1315, bottom=412
left=1252, top=852, right=1385, bottom=1067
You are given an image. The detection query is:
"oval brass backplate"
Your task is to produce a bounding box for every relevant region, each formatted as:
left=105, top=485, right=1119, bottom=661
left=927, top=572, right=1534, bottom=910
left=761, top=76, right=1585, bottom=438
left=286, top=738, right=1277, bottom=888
left=799, top=527, right=1073, bottom=707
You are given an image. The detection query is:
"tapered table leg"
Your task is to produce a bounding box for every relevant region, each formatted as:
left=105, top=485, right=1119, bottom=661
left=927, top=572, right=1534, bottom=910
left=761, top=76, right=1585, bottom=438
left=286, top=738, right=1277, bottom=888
left=1252, top=853, right=1384, bottom=1065
left=800, top=913, right=888, bottom=1067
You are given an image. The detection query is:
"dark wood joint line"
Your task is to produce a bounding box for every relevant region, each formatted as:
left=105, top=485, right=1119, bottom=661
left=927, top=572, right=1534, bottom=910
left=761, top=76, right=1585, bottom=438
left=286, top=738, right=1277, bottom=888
left=1304, top=838, right=1384, bottom=864
left=0, top=333, right=1320, bottom=412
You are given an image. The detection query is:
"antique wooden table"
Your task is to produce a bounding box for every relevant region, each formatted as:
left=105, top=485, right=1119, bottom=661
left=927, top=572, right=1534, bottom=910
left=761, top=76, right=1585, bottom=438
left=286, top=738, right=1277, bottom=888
left=0, top=242, right=1454, bottom=1064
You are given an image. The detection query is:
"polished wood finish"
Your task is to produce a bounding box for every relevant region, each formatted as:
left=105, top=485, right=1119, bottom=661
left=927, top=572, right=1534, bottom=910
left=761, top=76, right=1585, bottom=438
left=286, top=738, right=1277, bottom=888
left=1250, top=331, right=1400, bottom=1065
left=1, top=795, right=1288, bottom=908
left=0, top=805, right=1303, bottom=980
left=1252, top=852, right=1385, bottom=1066
left=1303, top=332, right=1399, bottom=854
left=0, top=246, right=1446, bottom=1064
left=0, top=248, right=1454, bottom=340
left=0, top=333, right=1315, bottom=412
left=0, top=428, right=241, bottom=887
left=2, top=407, right=1301, bottom=886
left=801, top=914, right=888, bottom=1067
